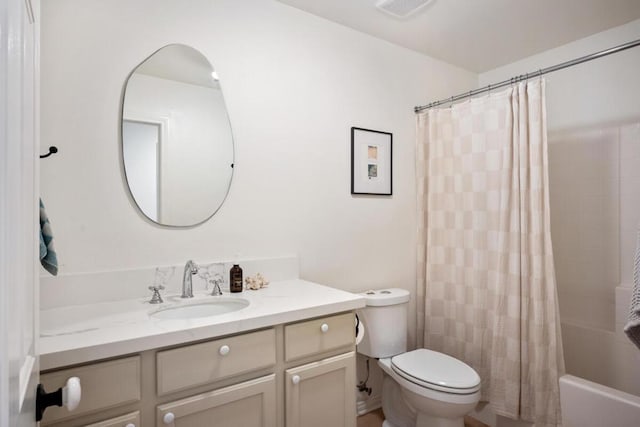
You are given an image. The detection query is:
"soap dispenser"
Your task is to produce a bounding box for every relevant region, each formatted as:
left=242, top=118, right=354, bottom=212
left=229, top=264, right=243, bottom=293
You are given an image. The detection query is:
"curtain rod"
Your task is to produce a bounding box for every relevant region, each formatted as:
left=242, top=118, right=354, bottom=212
left=414, top=38, right=640, bottom=113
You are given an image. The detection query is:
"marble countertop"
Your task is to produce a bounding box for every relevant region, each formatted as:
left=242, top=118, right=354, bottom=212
left=40, top=280, right=365, bottom=371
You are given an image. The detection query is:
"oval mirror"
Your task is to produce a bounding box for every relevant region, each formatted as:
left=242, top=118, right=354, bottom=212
left=121, top=44, right=234, bottom=226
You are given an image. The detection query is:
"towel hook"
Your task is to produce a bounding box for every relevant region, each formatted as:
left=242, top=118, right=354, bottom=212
left=40, top=146, right=58, bottom=159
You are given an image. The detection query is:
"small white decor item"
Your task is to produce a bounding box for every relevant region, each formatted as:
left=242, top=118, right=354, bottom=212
left=245, top=273, right=269, bottom=290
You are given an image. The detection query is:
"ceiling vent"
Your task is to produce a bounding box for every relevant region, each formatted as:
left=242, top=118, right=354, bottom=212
left=375, top=0, right=435, bottom=19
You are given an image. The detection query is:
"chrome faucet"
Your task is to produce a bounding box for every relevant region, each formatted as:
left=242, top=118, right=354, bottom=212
left=182, top=260, right=199, bottom=298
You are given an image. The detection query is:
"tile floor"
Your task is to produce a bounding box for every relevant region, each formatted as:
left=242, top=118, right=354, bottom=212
left=357, top=409, right=489, bottom=427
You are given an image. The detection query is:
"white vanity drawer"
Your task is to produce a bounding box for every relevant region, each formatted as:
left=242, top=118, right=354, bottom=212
left=40, top=356, right=141, bottom=424
left=156, top=328, right=276, bottom=395
left=284, top=313, right=355, bottom=361
left=85, top=411, right=141, bottom=427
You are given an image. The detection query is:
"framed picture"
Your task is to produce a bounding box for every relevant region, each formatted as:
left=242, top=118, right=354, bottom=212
left=351, top=127, right=392, bottom=195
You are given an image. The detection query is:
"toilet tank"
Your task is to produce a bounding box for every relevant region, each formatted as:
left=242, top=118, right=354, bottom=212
left=356, top=288, right=410, bottom=358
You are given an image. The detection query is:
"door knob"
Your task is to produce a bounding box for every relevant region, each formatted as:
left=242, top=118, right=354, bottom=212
left=63, top=377, right=81, bottom=411
left=35, top=376, right=82, bottom=421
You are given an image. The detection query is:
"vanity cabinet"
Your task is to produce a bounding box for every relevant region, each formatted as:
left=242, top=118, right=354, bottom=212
left=283, top=312, right=357, bottom=427
left=284, top=312, right=354, bottom=361
left=85, top=411, right=140, bottom=427
left=285, top=352, right=356, bottom=427
left=156, top=328, right=276, bottom=395
left=40, top=313, right=356, bottom=427
left=156, top=374, right=276, bottom=427
left=39, top=356, right=141, bottom=424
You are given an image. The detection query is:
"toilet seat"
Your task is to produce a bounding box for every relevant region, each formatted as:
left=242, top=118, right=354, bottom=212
left=391, top=349, right=481, bottom=395
left=378, top=357, right=480, bottom=405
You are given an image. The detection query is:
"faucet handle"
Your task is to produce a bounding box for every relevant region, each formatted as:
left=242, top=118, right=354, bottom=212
left=148, top=285, right=165, bottom=304
left=186, top=260, right=199, bottom=274
left=210, top=276, right=223, bottom=296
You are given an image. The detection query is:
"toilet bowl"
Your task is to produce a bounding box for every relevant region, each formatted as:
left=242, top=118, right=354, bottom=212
left=379, top=350, right=480, bottom=427
left=356, top=288, right=481, bottom=427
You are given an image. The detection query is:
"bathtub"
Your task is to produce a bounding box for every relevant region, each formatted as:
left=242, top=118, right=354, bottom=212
left=559, top=286, right=640, bottom=427
left=560, top=375, right=640, bottom=427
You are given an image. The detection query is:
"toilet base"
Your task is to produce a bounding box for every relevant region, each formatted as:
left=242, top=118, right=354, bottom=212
left=403, top=386, right=472, bottom=427
left=383, top=412, right=466, bottom=427
left=415, top=413, right=464, bottom=427
left=382, top=413, right=465, bottom=427
left=380, top=364, right=478, bottom=427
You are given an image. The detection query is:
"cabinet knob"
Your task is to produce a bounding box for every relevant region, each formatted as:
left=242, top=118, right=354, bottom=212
left=163, top=412, right=175, bottom=424
left=125, top=424, right=135, bottom=427
left=320, top=323, right=329, bottom=333
left=219, top=345, right=230, bottom=356
left=291, top=375, right=300, bottom=385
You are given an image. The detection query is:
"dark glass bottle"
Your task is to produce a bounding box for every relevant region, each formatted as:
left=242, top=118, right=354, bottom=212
left=230, top=264, right=243, bottom=293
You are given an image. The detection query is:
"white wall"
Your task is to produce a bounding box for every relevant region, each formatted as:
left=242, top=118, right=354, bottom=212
left=39, top=0, right=476, bottom=348
left=479, top=19, right=640, bottom=133
left=547, top=126, right=621, bottom=332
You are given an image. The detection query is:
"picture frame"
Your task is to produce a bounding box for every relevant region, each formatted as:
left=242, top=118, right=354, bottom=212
left=351, top=127, right=392, bottom=195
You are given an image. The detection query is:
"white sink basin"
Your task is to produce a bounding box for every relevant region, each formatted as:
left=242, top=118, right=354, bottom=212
left=149, top=297, right=250, bottom=320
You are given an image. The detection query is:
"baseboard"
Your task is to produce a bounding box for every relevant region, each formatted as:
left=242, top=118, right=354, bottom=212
left=357, top=395, right=382, bottom=416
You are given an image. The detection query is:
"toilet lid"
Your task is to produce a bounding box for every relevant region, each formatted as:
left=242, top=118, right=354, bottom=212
left=391, top=349, right=480, bottom=393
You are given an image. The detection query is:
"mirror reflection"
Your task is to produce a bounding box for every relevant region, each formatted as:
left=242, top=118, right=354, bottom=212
left=122, top=44, right=234, bottom=226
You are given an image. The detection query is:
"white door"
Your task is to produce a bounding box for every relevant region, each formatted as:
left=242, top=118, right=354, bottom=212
left=0, top=0, right=40, bottom=426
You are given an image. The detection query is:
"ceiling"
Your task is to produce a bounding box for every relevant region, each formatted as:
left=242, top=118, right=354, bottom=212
left=276, top=0, right=640, bottom=72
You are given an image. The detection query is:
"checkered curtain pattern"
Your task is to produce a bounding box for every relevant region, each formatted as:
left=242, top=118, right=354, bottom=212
left=416, top=79, right=564, bottom=427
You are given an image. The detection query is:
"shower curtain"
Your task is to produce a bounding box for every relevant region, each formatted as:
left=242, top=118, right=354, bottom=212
left=416, top=79, right=565, bottom=427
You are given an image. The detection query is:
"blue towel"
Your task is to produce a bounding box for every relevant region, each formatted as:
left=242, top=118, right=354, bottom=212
left=39, top=199, right=58, bottom=276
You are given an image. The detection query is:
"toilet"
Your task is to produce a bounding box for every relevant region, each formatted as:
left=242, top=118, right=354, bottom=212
left=357, top=288, right=481, bottom=427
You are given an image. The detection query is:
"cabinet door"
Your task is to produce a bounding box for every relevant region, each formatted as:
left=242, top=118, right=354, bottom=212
left=85, top=411, right=140, bottom=427
left=285, top=352, right=356, bottom=427
left=156, top=374, right=276, bottom=427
